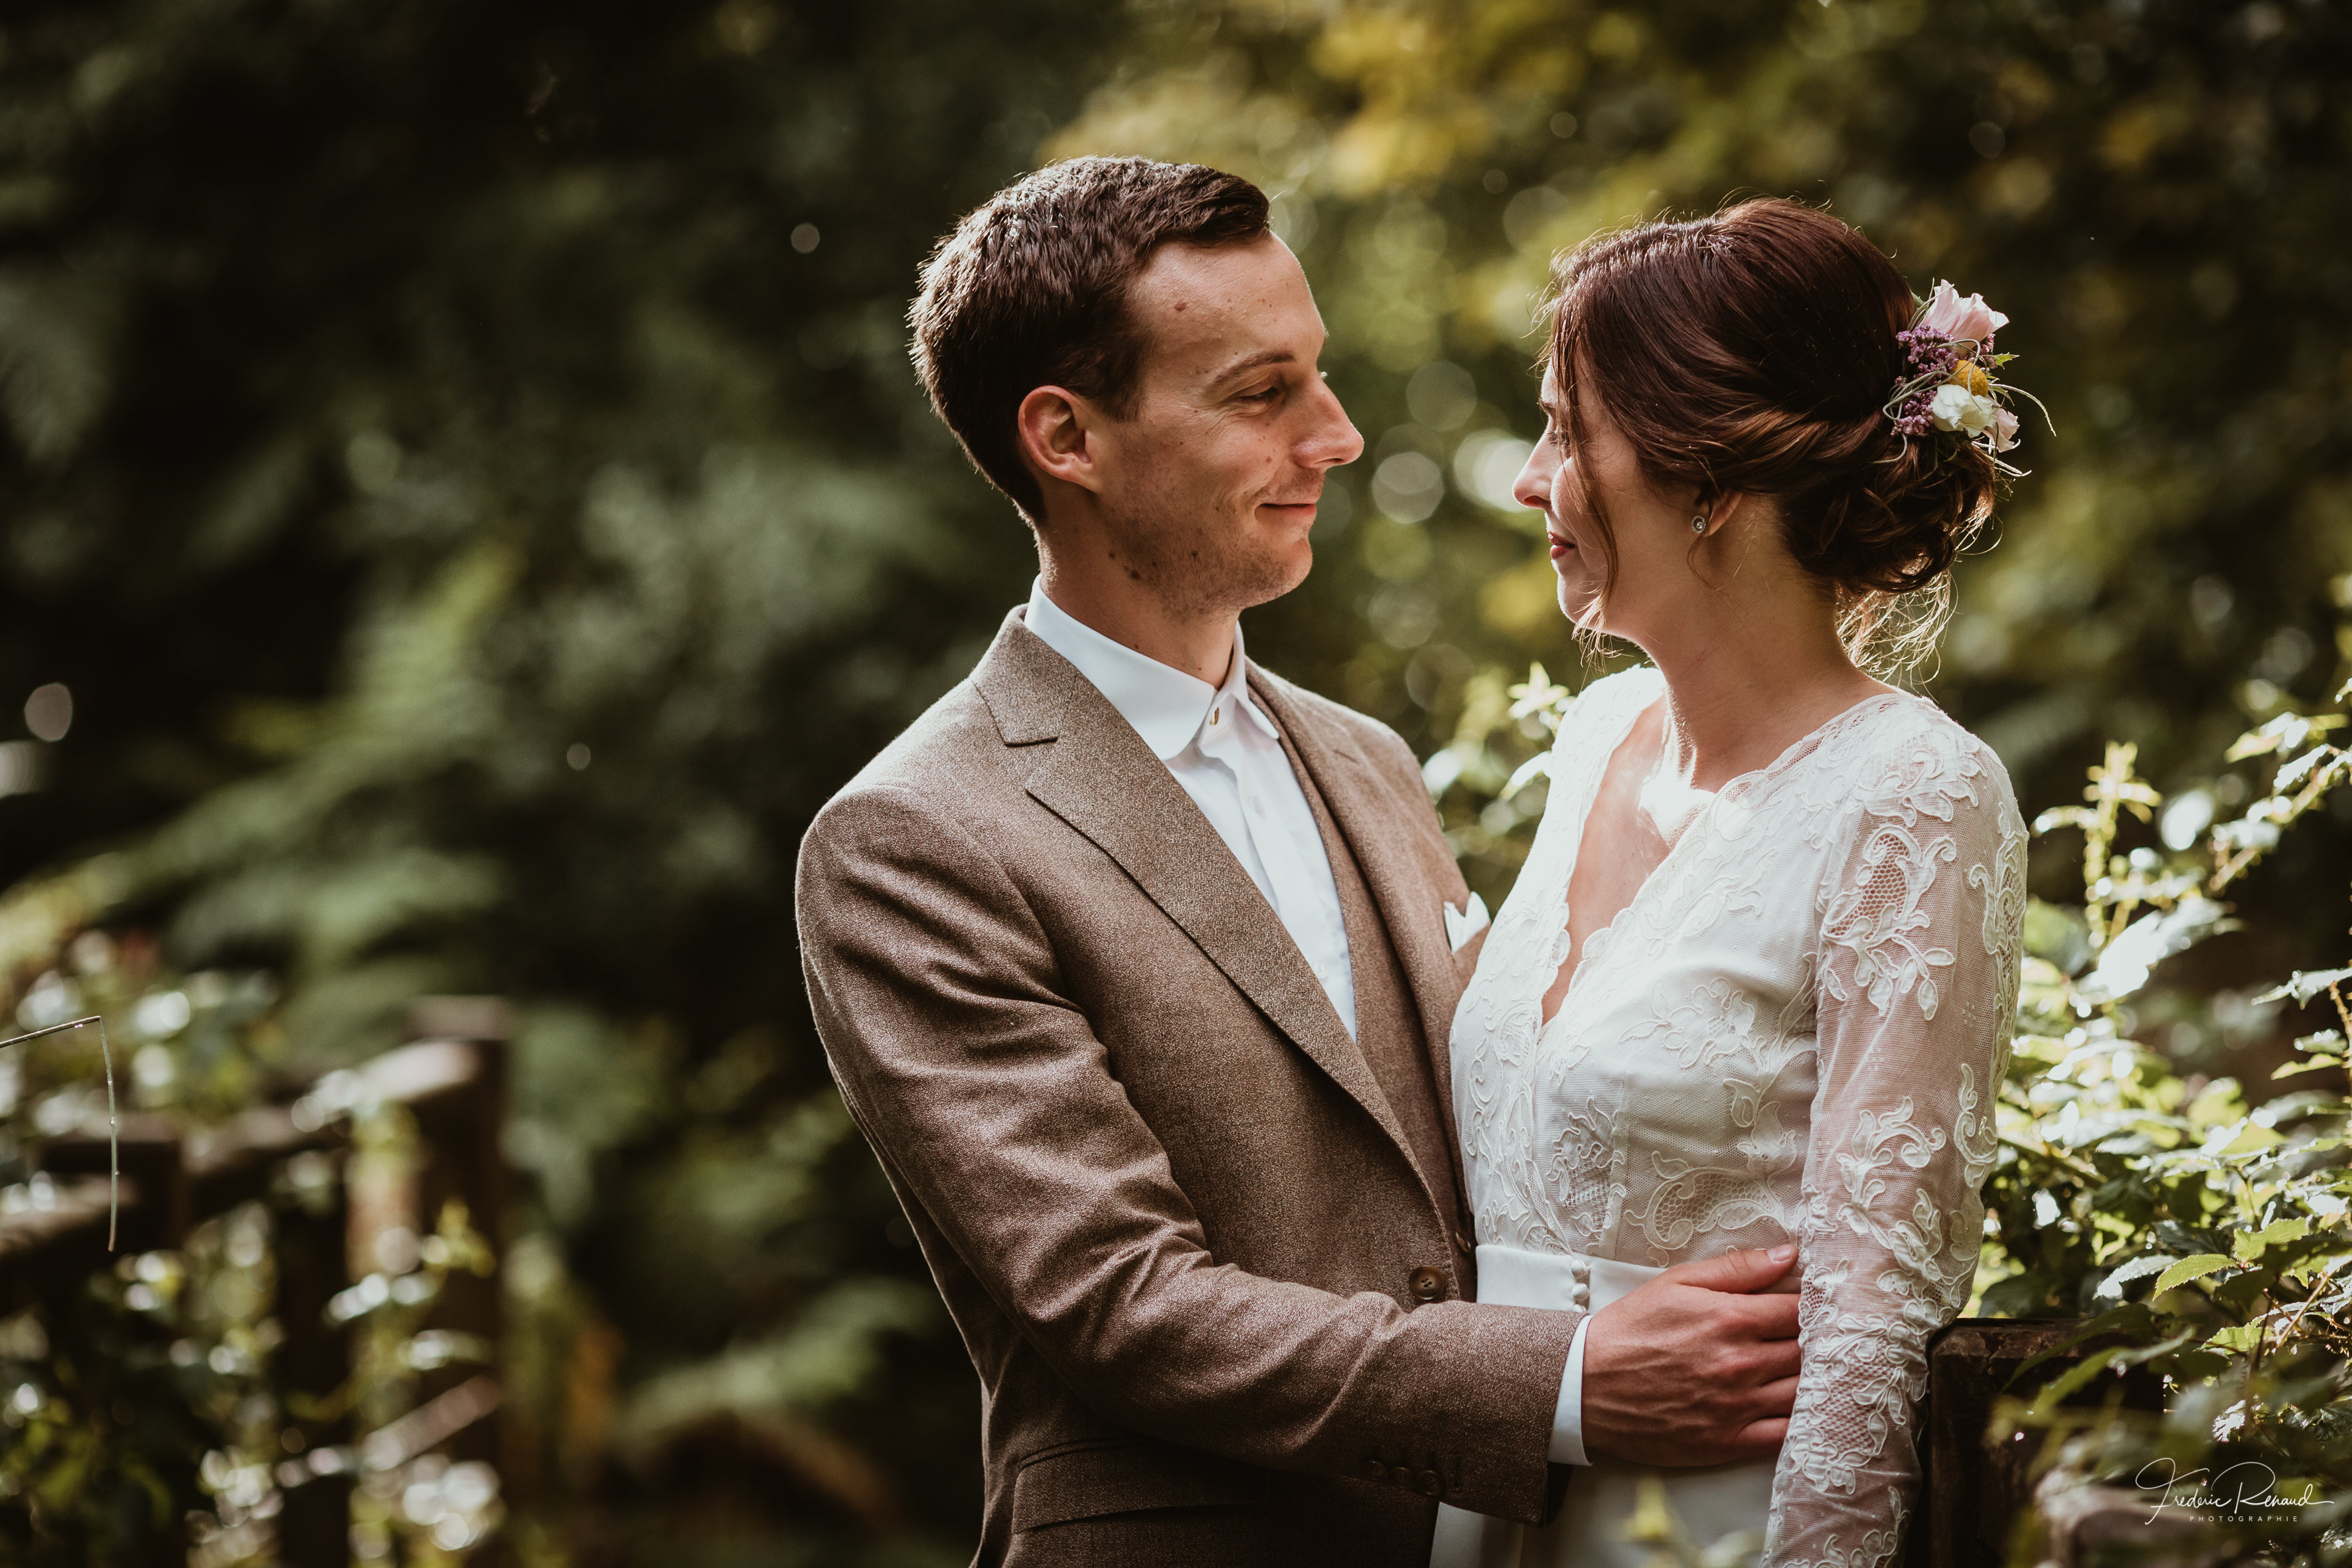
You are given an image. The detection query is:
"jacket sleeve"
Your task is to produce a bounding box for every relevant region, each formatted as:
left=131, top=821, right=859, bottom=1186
left=796, top=783, right=1579, bottom=1523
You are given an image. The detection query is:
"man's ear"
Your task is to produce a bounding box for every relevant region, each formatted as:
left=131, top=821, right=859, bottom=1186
left=1016, top=385, right=1104, bottom=499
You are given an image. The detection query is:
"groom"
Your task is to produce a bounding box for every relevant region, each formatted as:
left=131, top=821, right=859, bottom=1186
left=797, top=157, right=1800, bottom=1566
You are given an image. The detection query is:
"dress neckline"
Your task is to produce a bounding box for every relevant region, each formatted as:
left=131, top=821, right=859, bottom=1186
left=1537, top=670, right=1919, bottom=1028
left=1606, top=665, right=1917, bottom=799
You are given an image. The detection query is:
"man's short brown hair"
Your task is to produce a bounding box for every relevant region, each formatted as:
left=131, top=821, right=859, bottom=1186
left=909, top=157, right=1270, bottom=524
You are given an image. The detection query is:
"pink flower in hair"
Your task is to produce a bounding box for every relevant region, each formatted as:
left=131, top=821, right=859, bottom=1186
left=1990, top=406, right=2021, bottom=453
left=1917, top=280, right=2009, bottom=349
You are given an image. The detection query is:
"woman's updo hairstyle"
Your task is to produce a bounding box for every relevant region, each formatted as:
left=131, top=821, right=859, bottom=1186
left=1544, top=197, right=1999, bottom=674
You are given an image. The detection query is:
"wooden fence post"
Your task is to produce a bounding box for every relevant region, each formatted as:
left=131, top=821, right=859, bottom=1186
left=403, top=996, right=510, bottom=1472
left=274, top=1150, right=352, bottom=1568
left=4, top=996, right=512, bottom=1566
left=1910, top=1318, right=2168, bottom=1568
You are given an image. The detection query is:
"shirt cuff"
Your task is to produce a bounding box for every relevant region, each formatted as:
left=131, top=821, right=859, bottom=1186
left=1547, top=1314, right=1593, bottom=1466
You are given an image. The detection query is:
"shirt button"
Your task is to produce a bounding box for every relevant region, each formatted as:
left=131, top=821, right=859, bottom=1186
left=1210, top=706, right=1221, bottom=726
left=1364, top=1458, right=1389, bottom=1482
left=1418, top=1470, right=1444, bottom=1498
left=1389, top=1465, right=1416, bottom=1489
left=1409, top=1267, right=1447, bottom=1302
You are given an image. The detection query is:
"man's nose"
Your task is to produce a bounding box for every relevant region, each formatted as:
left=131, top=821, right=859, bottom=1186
left=1302, top=379, right=1366, bottom=469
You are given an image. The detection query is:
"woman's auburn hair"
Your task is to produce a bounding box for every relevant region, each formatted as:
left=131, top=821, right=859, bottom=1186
left=1543, top=197, right=1999, bottom=675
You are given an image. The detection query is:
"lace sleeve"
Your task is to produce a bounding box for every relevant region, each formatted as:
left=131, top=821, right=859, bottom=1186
left=1766, top=726, right=2027, bottom=1568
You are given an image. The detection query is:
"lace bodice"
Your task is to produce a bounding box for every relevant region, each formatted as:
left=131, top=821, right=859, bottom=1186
left=1451, top=665, right=2026, bottom=1568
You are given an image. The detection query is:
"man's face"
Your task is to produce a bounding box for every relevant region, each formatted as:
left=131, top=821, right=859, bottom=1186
left=1085, top=234, right=1364, bottom=621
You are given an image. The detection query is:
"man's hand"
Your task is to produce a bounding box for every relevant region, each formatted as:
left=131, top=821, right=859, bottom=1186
left=1579, top=1243, right=1801, bottom=1468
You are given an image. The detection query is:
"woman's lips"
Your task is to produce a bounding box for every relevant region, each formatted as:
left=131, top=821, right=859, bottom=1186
left=1548, top=531, right=1575, bottom=560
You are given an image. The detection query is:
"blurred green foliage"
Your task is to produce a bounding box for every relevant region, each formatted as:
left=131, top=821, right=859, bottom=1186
left=1, top=0, right=2349, bottom=1562
left=1051, top=0, right=2352, bottom=941
left=0, top=0, right=1117, bottom=1559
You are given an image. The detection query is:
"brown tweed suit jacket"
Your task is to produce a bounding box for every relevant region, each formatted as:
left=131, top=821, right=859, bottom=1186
left=797, top=609, right=1582, bottom=1567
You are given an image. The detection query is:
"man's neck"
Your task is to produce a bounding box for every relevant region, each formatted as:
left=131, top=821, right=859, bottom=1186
left=1037, top=554, right=1238, bottom=687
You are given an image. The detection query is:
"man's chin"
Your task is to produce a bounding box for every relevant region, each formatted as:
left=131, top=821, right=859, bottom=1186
left=1243, top=538, right=1316, bottom=609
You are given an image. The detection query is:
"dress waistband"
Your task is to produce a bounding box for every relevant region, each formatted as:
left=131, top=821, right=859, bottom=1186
left=1474, top=1243, right=1663, bottom=1314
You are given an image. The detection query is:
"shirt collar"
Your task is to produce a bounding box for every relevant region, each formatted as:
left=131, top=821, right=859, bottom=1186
left=1023, top=578, right=1277, bottom=760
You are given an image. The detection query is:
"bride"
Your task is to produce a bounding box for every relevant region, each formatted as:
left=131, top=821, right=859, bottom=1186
left=1433, top=198, right=2028, bottom=1568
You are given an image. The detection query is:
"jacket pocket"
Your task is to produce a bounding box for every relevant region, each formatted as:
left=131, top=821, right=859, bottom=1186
left=1009, top=1438, right=1267, bottom=1532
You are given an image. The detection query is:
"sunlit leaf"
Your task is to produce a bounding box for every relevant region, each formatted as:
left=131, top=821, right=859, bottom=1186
left=2252, top=969, right=2352, bottom=1006
left=2233, top=1217, right=2310, bottom=1261
left=2094, top=1253, right=2177, bottom=1300
left=2152, top=1254, right=2234, bottom=1295
left=2204, top=1322, right=2263, bottom=1354
left=2074, top=898, right=2233, bottom=1005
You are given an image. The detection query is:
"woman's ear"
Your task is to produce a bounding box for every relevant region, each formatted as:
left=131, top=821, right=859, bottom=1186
left=1707, top=489, right=1745, bottom=533
left=1015, top=385, right=1103, bottom=499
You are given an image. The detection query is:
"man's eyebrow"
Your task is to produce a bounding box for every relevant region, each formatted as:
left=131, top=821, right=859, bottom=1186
left=1207, top=347, right=1298, bottom=386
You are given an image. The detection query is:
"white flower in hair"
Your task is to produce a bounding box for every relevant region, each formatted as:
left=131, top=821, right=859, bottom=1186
left=1928, top=382, right=1996, bottom=436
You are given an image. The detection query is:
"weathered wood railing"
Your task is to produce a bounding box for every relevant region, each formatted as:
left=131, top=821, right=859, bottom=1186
left=0, top=995, right=509, bottom=1565
left=1913, top=1317, right=2177, bottom=1568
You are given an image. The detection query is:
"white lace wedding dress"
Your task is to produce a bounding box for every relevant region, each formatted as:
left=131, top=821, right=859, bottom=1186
left=1433, top=665, right=2026, bottom=1568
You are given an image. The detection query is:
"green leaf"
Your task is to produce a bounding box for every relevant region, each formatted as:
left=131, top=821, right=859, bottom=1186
left=2205, top=1322, right=2263, bottom=1354
left=2274, top=1058, right=2346, bottom=1079
left=2029, top=1344, right=2130, bottom=1413
left=2209, top=1121, right=2286, bottom=1158
left=2094, top=1253, right=2178, bottom=1300
left=2234, top=1217, right=2311, bottom=1261
left=2033, top=805, right=2098, bottom=835
left=2153, top=1253, right=2234, bottom=1294
left=2253, top=969, right=2352, bottom=1006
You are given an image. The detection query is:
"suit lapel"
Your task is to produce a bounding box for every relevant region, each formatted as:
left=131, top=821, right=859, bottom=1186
left=975, top=613, right=1411, bottom=1158
left=1248, top=673, right=1466, bottom=1152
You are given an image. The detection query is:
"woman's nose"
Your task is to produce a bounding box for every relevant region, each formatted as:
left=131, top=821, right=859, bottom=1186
left=1512, top=442, right=1557, bottom=514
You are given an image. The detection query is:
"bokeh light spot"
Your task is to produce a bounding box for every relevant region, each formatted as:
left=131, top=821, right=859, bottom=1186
left=23, top=683, right=71, bottom=742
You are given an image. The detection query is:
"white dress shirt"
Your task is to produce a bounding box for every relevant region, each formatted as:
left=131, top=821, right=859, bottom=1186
left=1025, top=580, right=1357, bottom=1036
left=1020, top=580, right=1591, bottom=1465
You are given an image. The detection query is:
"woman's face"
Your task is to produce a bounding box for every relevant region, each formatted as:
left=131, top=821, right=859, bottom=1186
left=1514, top=361, right=1705, bottom=641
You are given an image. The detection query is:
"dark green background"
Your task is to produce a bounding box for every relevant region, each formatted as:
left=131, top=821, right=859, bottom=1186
left=2, top=0, right=2345, bottom=1559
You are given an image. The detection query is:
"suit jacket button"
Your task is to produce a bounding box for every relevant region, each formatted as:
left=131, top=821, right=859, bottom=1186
left=1365, top=1458, right=1389, bottom=1482
left=1409, top=1265, right=1447, bottom=1302
left=1389, top=1465, right=1416, bottom=1488
left=1418, top=1470, right=1443, bottom=1498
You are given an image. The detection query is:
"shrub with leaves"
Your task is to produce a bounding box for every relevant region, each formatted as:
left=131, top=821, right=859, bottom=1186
left=1980, top=700, right=2351, bottom=1561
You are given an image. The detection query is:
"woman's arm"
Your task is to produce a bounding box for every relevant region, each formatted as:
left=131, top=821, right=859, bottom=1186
left=1768, top=722, right=2027, bottom=1568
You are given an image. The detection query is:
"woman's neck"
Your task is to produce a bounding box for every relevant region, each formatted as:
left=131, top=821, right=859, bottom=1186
left=1635, top=588, right=1893, bottom=793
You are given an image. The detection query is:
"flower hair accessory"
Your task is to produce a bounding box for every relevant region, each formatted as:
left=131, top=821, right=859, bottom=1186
left=1883, top=279, right=2049, bottom=465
